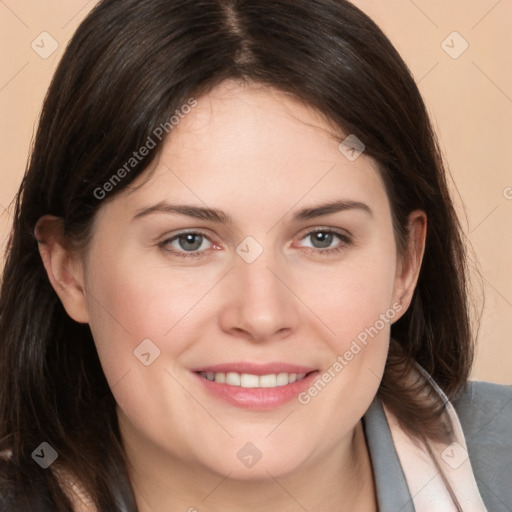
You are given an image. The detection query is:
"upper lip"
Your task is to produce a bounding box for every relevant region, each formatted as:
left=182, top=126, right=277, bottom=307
left=191, top=362, right=317, bottom=376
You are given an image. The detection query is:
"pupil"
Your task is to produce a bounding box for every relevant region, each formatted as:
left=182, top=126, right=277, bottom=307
left=179, top=234, right=202, bottom=251
left=312, top=232, right=332, bottom=249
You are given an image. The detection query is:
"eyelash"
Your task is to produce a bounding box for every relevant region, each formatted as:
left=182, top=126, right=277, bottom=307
left=159, top=228, right=352, bottom=259
left=299, top=229, right=352, bottom=256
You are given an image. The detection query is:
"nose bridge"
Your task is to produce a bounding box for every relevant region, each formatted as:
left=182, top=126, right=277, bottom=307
left=234, top=233, right=279, bottom=286
left=219, top=240, right=299, bottom=341
left=236, top=242, right=287, bottom=308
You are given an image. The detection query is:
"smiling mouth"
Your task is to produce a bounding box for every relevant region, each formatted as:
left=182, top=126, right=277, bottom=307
left=193, top=366, right=319, bottom=409
left=197, top=371, right=311, bottom=388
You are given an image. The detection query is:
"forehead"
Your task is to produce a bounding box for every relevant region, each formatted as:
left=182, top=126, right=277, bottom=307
left=116, top=80, right=390, bottom=221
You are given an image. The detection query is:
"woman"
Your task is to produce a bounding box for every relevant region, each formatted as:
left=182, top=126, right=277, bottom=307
left=0, top=0, right=510, bottom=510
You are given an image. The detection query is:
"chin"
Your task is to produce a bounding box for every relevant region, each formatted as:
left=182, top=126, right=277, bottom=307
left=196, top=441, right=311, bottom=482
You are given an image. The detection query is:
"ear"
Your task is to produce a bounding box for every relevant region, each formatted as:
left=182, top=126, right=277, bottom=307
left=391, top=210, right=427, bottom=322
left=34, top=215, right=89, bottom=323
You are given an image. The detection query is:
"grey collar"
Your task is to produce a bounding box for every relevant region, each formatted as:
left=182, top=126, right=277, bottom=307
left=362, top=397, right=415, bottom=512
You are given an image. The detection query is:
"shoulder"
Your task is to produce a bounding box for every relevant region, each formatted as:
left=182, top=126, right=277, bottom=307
left=0, top=451, right=55, bottom=511
left=0, top=449, right=96, bottom=512
left=0, top=452, right=16, bottom=510
left=451, top=380, right=512, bottom=511
left=452, top=380, right=512, bottom=438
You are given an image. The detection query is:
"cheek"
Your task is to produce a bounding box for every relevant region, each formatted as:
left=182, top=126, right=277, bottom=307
left=302, top=236, right=398, bottom=351
left=293, top=262, right=397, bottom=445
left=292, top=230, right=398, bottom=422
left=83, top=250, right=219, bottom=387
left=83, top=254, right=218, bottom=443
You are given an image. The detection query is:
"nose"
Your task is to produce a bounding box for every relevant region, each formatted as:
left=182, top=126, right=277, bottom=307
left=218, top=249, right=300, bottom=343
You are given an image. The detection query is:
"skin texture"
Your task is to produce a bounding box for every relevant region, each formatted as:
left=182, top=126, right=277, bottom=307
left=36, top=79, right=426, bottom=511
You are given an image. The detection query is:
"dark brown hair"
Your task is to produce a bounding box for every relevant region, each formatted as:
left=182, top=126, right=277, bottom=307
left=0, top=0, right=473, bottom=509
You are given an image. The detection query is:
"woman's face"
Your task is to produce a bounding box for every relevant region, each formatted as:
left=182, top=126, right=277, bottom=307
left=72, top=80, right=423, bottom=482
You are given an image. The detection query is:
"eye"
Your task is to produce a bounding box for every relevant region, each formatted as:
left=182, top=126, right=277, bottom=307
left=297, top=228, right=352, bottom=255
left=158, top=228, right=351, bottom=259
left=159, top=231, right=215, bottom=258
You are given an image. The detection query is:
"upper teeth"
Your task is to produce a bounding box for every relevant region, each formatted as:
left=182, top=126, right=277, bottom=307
left=199, top=372, right=307, bottom=388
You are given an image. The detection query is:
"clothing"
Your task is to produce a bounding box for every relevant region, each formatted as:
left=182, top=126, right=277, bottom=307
left=363, top=380, right=512, bottom=511
left=2, top=381, right=510, bottom=511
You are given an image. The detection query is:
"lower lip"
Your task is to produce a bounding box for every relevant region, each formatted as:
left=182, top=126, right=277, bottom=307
left=193, top=371, right=319, bottom=410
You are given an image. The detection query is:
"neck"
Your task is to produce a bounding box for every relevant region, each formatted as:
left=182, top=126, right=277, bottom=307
left=123, top=420, right=378, bottom=512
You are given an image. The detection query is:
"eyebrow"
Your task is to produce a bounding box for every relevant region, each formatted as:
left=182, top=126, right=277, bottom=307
left=132, top=199, right=373, bottom=223
left=293, top=199, right=373, bottom=220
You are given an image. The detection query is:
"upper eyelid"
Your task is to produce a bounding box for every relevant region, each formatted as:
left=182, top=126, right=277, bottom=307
left=160, top=228, right=215, bottom=241
left=296, top=226, right=351, bottom=238
left=161, top=229, right=216, bottom=247
left=293, top=226, right=352, bottom=247
left=162, top=226, right=349, bottom=239
left=161, top=227, right=350, bottom=250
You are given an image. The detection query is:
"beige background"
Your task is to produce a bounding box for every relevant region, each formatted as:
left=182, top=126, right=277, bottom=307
left=1, top=1, right=510, bottom=384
